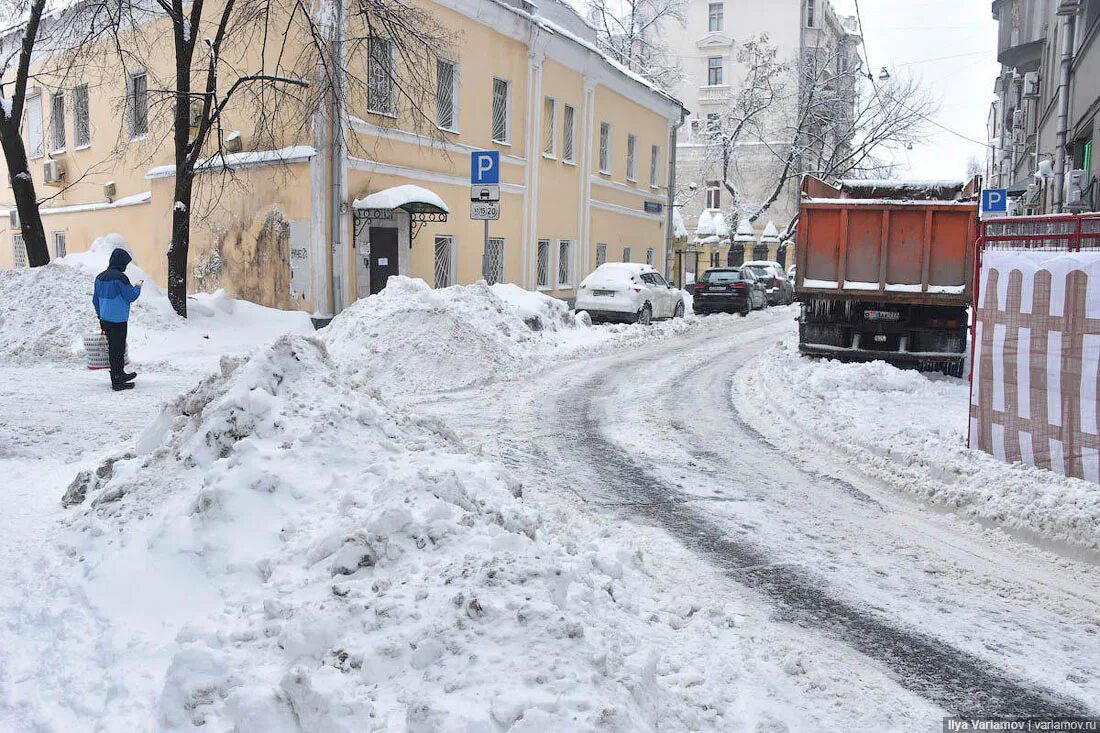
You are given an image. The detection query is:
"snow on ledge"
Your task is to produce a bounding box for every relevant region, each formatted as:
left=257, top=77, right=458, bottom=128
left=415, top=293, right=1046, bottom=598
left=1, top=191, right=152, bottom=218
left=145, top=146, right=318, bottom=179
left=803, top=278, right=839, bottom=288
left=353, top=185, right=449, bottom=213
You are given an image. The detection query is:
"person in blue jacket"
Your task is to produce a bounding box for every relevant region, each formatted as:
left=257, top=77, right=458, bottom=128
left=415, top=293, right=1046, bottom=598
left=92, top=248, right=143, bottom=391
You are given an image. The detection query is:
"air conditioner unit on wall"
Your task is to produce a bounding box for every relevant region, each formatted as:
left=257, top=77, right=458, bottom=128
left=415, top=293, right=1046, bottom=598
left=43, top=159, right=64, bottom=186
left=1065, top=168, right=1087, bottom=208
left=1023, top=72, right=1040, bottom=98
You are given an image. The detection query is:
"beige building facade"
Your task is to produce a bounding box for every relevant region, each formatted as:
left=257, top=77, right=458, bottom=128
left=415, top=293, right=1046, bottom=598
left=0, top=0, right=684, bottom=317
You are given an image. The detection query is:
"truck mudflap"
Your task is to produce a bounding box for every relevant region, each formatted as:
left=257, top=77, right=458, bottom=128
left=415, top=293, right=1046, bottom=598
left=798, top=341, right=966, bottom=377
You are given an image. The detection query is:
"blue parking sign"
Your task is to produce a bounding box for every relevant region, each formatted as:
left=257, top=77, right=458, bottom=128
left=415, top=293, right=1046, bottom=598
left=981, top=188, right=1008, bottom=220
left=471, top=151, right=500, bottom=185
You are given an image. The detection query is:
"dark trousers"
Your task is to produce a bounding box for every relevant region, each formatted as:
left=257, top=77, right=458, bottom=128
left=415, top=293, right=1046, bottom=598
left=99, top=319, right=128, bottom=380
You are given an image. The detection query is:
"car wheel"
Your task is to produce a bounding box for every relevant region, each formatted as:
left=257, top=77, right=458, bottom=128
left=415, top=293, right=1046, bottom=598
left=637, top=303, right=653, bottom=326
left=673, top=301, right=685, bottom=319
left=740, top=300, right=751, bottom=317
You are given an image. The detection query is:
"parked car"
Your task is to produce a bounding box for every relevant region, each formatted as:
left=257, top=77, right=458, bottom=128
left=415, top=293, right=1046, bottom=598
left=692, top=267, right=766, bottom=316
left=575, top=263, right=685, bottom=324
left=787, top=265, right=799, bottom=301
left=743, top=260, right=795, bottom=305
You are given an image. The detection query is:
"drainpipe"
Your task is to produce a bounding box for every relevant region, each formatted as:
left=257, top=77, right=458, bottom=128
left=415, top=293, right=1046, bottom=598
left=664, top=111, right=685, bottom=282
left=1053, top=1, right=1079, bottom=213
left=330, top=0, right=348, bottom=310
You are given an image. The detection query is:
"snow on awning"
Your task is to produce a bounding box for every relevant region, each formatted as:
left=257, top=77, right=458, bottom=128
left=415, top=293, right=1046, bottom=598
left=353, top=185, right=449, bottom=217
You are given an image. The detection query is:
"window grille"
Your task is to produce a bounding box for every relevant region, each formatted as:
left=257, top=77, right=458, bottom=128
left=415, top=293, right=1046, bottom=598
left=537, top=239, right=551, bottom=288
left=73, top=84, right=90, bottom=147
left=52, top=231, right=67, bottom=258
left=368, top=38, right=395, bottom=115
left=626, top=134, right=637, bottom=181
left=596, top=243, right=607, bottom=266
left=562, top=104, right=576, bottom=162
left=646, top=247, right=655, bottom=265
left=436, top=59, right=457, bottom=131
left=492, top=78, right=510, bottom=143
left=543, top=97, right=555, bottom=156
left=484, top=237, right=505, bottom=284
left=599, top=122, right=611, bottom=172
left=434, top=235, right=454, bottom=287
left=623, top=246, right=632, bottom=263
left=128, top=71, right=148, bottom=138
left=12, top=233, right=27, bottom=267
left=50, top=93, right=65, bottom=151
left=557, top=240, right=572, bottom=287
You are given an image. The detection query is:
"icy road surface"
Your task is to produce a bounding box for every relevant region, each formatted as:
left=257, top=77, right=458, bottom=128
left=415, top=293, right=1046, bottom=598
left=414, top=306, right=1100, bottom=720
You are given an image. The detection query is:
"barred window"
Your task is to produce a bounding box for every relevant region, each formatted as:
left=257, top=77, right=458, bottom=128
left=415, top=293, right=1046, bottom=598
left=557, top=240, right=572, bottom=287
left=536, top=239, right=551, bottom=289
left=368, top=37, right=395, bottom=115
left=434, top=235, right=455, bottom=288
left=127, top=70, right=148, bottom=139
left=53, top=230, right=67, bottom=258
left=646, top=247, right=655, bottom=265
left=492, top=78, right=510, bottom=143
left=436, top=59, right=457, bottom=131
left=650, top=145, right=660, bottom=187
left=543, top=97, right=556, bottom=157
left=596, top=243, right=607, bottom=266
left=484, top=237, right=505, bottom=284
left=599, top=122, right=611, bottom=173
left=25, top=94, right=43, bottom=158
left=50, top=92, right=65, bottom=151
left=626, top=133, right=638, bottom=181
left=562, top=104, right=576, bottom=163
left=12, top=233, right=27, bottom=267
left=73, top=84, right=90, bottom=147
left=622, top=246, right=632, bottom=263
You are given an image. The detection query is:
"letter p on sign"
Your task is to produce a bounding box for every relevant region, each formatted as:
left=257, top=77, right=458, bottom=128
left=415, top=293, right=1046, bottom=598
left=981, top=188, right=1008, bottom=220
left=471, top=151, right=500, bottom=186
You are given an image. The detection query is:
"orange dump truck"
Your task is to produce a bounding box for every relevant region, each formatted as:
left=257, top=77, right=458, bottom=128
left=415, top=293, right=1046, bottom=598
left=795, top=176, right=980, bottom=376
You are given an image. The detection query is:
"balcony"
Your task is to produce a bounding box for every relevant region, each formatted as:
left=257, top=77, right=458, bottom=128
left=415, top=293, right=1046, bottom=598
left=697, top=85, right=731, bottom=107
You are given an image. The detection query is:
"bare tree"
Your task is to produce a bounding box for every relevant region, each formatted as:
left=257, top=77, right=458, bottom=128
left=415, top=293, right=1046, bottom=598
left=585, top=0, right=685, bottom=91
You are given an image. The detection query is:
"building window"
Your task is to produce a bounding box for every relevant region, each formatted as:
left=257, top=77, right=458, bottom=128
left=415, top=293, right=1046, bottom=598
left=73, top=84, right=90, bottom=147
left=52, top=230, right=67, bottom=258
left=50, top=92, right=65, bottom=152
left=599, top=122, right=611, bottom=173
left=557, top=240, right=572, bottom=287
left=562, top=104, right=576, bottom=163
left=436, top=59, right=457, bottom=132
left=622, top=245, right=632, bottom=263
left=543, top=97, right=556, bottom=157
left=536, top=239, right=551, bottom=289
left=646, top=247, right=655, bottom=265
left=127, top=70, right=148, bottom=139
left=25, top=94, right=43, bottom=158
left=434, top=235, right=454, bottom=288
left=706, top=113, right=721, bottom=139
left=484, top=237, right=505, bottom=284
left=11, top=233, right=27, bottom=267
left=707, top=57, right=724, bottom=86
left=596, top=243, right=607, bottom=266
left=492, top=78, right=510, bottom=143
left=626, top=134, right=638, bottom=181
left=708, top=2, right=724, bottom=32
left=650, top=145, right=660, bottom=187
left=368, top=37, right=395, bottom=115
left=706, top=180, right=720, bottom=209
left=806, top=0, right=815, bottom=27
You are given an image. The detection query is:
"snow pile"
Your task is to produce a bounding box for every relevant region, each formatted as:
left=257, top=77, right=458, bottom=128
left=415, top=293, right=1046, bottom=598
left=322, top=277, right=581, bottom=394
left=733, top=336, right=1100, bottom=553
left=58, top=335, right=738, bottom=730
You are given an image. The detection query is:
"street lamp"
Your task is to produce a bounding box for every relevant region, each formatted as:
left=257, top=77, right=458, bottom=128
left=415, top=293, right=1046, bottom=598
left=878, top=67, right=891, bottom=82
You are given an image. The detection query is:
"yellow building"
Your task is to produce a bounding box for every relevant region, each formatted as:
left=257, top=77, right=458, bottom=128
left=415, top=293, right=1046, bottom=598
left=0, top=0, right=685, bottom=318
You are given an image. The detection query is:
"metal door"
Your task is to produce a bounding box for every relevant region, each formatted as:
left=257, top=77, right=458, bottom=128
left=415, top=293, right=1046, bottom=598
left=369, top=227, right=399, bottom=295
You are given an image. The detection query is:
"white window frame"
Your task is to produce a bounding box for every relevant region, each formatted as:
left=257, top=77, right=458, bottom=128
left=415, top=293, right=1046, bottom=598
left=436, top=58, right=458, bottom=133
left=542, top=97, right=556, bottom=158
left=536, top=239, right=551, bottom=290
left=626, top=133, right=638, bottom=182
left=491, top=78, right=511, bottom=144
left=595, top=243, right=607, bottom=267
left=368, top=37, right=396, bottom=116
left=622, top=245, right=632, bottom=263
left=646, top=247, right=655, bottom=266
left=73, top=83, right=90, bottom=148
left=12, top=233, right=27, bottom=267
left=806, top=0, right=815, bottom=27
left=434, top=234, right=456, bottom=287
left=707, top=57, right=724, bottom=86
left=650, top=145, right=661, bottom=187
left=127, top=70, right=148, bottom=140
left=599, top=122, right=612, bottom=174
left=50, top=92, right=65, bottom=153
left=562, top=104, right=576, bottom=164
left=706, top=181, right=721, bottom=209
left=52, top=230, right=67, bottom=258
left=557, top=239, right=573, bottom=288
left=25, top=92, right=43, bottom=158
left=708, top=2, right=724, bottom=32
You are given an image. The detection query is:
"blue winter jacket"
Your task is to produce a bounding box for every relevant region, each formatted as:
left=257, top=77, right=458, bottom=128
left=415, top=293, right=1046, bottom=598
left=93, top=248, right=142, bottom=323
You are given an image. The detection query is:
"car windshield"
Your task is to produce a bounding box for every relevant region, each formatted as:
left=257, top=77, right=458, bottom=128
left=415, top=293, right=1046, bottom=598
left=700, top=270, right=742, bottom=283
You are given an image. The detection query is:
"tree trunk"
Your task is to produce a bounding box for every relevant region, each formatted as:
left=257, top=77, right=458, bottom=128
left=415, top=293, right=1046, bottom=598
left=0, top=121, right=49, bottom=267
left=167, top=176, right=193, bottom=317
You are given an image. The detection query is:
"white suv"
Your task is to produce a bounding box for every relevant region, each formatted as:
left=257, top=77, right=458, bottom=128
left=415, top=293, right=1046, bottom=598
left=575, top=263, right=685, bottom=324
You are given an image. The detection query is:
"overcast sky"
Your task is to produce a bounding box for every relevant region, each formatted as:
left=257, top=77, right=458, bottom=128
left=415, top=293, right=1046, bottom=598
left=829, top=0, right=1001, bottom=179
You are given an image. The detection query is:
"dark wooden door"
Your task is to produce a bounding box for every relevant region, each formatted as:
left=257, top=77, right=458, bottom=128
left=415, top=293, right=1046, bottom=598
left=369, top=227, right=399, bottom=295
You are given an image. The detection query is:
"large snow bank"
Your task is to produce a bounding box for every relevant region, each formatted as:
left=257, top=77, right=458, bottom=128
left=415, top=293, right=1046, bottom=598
left=733, top=336, right=1100, bottom=553
left=56, top=335, right=740, bottom=730
left=0, top=234, right=313, bottom=367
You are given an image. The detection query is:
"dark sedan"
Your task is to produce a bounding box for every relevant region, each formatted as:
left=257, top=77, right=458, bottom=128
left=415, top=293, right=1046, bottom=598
left=692, top=268, right=767, bottom=316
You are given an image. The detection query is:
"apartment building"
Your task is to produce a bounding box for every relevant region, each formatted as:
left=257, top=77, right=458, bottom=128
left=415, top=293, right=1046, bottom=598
left=662, top=0, right=859, bottom=280
left=986, top=0, right=1099, bottom=213
left=0, top=0, right=685, bottom=317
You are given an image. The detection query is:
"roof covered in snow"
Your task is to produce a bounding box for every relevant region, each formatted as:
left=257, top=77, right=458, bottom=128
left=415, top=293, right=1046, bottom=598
left=353, top=185, right=449, bottom=214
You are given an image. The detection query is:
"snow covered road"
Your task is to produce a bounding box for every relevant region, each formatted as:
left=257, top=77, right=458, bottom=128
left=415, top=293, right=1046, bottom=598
left=414, top=306, right=1100, bottom=724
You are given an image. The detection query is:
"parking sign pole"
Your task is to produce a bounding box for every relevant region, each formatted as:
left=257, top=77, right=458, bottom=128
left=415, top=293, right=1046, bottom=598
left=484, top=219, right=489, bottom=279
